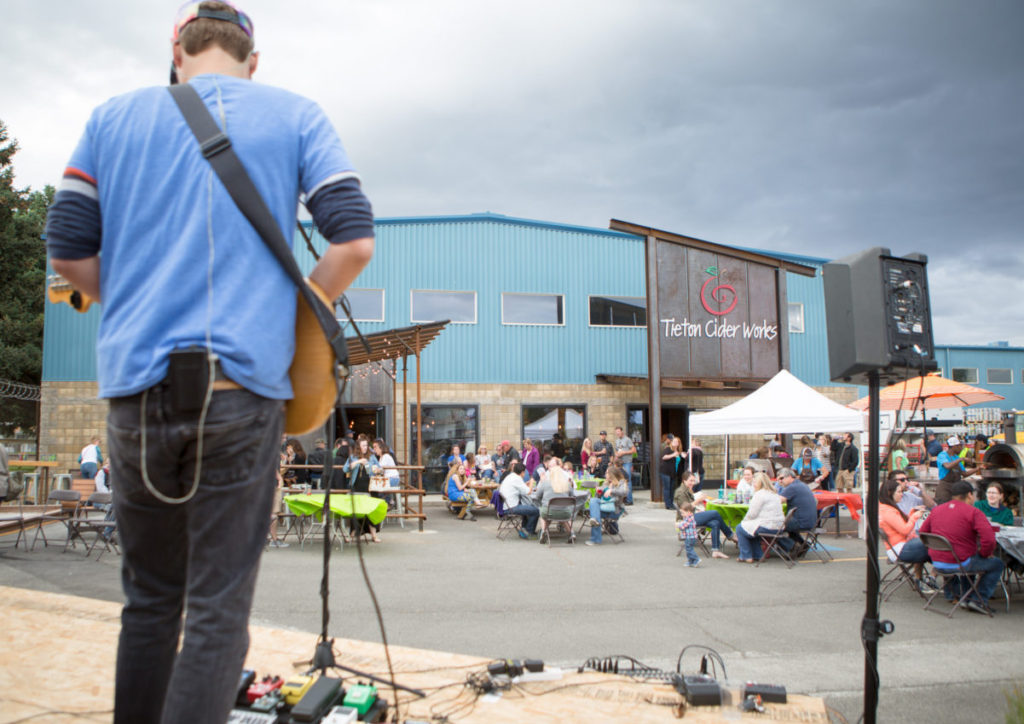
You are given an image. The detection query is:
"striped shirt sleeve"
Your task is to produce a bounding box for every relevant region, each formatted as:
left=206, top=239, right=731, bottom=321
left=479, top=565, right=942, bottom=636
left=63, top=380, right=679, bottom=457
left=46, top=165, right=102, bottom=260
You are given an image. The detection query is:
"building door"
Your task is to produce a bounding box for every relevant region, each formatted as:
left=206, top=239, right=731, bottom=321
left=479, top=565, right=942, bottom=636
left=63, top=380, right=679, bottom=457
left=338, top=405, right=387, bottom=442
left=627, top=404, right=689, bottom=493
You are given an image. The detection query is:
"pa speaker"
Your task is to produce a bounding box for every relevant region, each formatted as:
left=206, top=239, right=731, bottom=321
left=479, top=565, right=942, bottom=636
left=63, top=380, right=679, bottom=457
left=823, top=247, right=937, bottom=384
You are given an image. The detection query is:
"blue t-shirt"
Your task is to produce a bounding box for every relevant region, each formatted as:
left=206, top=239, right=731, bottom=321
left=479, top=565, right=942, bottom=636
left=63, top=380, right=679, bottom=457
left=49, top=75, right=359, bottom=399
left=936, top=451, right=962, bottom=481
left=779, top=481, right=818, bottom=530
left=793, top=458, right=823, bottom=477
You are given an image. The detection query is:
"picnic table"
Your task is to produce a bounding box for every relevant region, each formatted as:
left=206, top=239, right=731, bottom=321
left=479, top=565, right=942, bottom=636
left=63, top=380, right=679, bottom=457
left=283, top=493, right=388, bottom=526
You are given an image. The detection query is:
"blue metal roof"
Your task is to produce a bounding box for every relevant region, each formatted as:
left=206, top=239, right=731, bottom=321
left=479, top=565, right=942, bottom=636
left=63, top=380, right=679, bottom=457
left=304, top=211, right=641, bottom=240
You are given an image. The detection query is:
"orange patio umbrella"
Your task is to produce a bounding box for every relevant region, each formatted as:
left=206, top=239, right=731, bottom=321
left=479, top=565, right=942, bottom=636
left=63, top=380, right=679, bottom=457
left=848, top=373, right=1005, bottom=412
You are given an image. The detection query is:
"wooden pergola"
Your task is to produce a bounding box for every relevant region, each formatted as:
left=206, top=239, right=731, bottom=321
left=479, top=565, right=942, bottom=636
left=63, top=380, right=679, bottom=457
left=345, top=320, right=449, bottom=473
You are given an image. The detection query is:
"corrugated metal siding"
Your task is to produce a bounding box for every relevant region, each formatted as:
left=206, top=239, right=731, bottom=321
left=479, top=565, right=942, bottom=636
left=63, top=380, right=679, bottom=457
left=785, top=265, right=835, bottom=386
left=301, top=216, right=648, bottom=384
left=937, top=345, right=1024, bottom=411
left=46, top=214, right=895, bottom=390
left=41, top=265, right=101, bottom=381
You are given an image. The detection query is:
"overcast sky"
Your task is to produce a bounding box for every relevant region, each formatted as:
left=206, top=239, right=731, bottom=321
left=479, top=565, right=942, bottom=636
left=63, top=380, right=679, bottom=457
left=4, top=0, right=1022, bottom=347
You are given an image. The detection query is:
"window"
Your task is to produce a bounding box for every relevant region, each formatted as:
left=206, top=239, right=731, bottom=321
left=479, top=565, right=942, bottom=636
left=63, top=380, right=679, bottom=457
left=410, top=290, right=476, bottom=324
left=409, top=405, right=479, bottom=492
left=987, top=368, right=1012, bottom=385
left=589, top=295, right=646, bottom=327
left=339, top=288, right=384, bottom=322
left=951, top=368, right=979, bottom=384
left=502, top=293, right=564, bottom=325
left=521, top=405, right=586, bottom=464
left=788, top=302, right=805, bottom=333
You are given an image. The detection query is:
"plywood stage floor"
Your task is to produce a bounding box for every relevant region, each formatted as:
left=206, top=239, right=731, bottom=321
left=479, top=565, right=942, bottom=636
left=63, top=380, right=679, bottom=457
left=0, top=585, right=827, bottom=723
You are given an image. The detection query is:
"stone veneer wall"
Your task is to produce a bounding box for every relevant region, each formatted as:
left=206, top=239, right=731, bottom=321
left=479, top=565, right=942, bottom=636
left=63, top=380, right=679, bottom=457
left=41, top=379, right=859, bottom=488
left=39, top=381, right=108, bottom=476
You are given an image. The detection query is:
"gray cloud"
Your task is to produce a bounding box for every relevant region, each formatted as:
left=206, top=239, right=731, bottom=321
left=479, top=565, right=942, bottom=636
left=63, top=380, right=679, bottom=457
left=4, top=0, right=1022, bottom=346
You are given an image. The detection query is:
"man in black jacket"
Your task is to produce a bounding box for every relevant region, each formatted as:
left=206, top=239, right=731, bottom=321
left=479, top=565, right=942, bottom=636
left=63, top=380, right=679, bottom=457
left=307, top=439, right=327, bottom=488
left=835, top=432, right=859, bottom=492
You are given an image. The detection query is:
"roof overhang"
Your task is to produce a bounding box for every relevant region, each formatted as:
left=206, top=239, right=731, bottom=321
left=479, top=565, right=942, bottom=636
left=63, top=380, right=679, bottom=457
left=345, top=320, right=448, bottom=367
left=608, top=219, right=818, bottom=277
left=596, top=374, right=767, bottom=392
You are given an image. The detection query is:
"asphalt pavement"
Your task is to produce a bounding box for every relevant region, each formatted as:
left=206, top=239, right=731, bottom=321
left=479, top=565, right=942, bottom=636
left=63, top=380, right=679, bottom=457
left=2, top=491, right=1021, bottom=723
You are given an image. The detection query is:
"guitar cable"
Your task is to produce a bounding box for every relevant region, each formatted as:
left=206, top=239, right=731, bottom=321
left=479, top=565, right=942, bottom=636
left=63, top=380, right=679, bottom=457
left=139, top=86, right=225, bottom=505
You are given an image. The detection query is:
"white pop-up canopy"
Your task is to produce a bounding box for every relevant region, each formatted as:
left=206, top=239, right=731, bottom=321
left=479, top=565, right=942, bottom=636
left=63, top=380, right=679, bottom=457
left=688, top=369, right=865, bottom=436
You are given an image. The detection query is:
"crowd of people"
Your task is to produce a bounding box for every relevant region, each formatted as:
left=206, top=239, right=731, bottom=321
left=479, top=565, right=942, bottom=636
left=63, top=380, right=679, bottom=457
left=435, top=435, right=638, bottom=544
left=877, top=453, right=1017, bottom=615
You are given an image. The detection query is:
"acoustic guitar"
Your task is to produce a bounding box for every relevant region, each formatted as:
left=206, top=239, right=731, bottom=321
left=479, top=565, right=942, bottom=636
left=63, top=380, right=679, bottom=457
left=46, top=274, right=338, bottom=435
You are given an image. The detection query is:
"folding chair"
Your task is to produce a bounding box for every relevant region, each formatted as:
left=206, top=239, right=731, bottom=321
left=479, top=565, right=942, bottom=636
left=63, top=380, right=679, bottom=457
left=796, top=505, right=834, bottom=563
left=71, top=493, right=119, bottom=560
left=495, top=491, right=526, bottom=540
left=0, top=490, right=31, bottom=551
left=21, top=473, right=39, bottom=504
left=539, top=496, right=577, bottom=546
left=31, top=489, right=81, bottom=550
left=879, top=529, right=925, bottom=601
left=755, top=509, right=797, bottom=568
left=600, top=513, right=625, bottom=544
left=918, top=532, right=992, bottom=618
left=64, top=492, right=112, bottom=553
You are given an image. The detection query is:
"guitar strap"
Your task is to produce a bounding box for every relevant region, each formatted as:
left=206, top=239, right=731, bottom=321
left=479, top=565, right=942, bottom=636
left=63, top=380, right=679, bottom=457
left=167, top=83, right=349, bottom=375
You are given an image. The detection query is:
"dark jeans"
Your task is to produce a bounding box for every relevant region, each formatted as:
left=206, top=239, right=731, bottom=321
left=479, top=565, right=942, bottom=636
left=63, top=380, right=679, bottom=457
left=897, top=537, right=930, bottom=563
left=108, top=385, right=283, bottom=724
left=693, top=510, right=733, bottom=550
left=588, top=497, right=621, bottom=543
left=936, top=556, right=1005, bottom=603
left=736, top=525, right=781, bottom=560
left=622, top=460, right=633, bottom=504
left=506, top=503, right=540, bottom=534
left=661, top=473, right=674, bottom=510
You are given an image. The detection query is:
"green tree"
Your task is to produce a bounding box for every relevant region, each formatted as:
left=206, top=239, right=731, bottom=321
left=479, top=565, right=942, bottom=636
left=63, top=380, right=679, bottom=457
left=0, top=120, right=53, bottom=435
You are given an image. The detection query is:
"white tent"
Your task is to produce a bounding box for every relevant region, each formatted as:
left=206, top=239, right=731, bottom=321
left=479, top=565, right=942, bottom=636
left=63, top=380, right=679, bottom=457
left=688, top=369, right=864, bottom=436
left=524, top=408, right=584, bottom=439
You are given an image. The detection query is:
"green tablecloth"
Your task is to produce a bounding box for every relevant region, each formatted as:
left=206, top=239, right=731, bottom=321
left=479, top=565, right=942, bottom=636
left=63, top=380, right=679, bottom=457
left=284, top=493, right=388, bottom=526
left=706, top=501, right=787, bottom=531
left=574, top=477, right=604, bottom=498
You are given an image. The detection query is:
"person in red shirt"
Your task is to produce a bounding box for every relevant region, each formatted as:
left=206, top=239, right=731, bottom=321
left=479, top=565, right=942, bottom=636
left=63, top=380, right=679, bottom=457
left=919, top=481, right=1004, bottom=613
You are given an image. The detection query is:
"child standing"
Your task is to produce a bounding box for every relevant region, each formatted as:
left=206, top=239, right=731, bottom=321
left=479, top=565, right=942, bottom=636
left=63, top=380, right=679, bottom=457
left=676, top=501, right=701, bottom=568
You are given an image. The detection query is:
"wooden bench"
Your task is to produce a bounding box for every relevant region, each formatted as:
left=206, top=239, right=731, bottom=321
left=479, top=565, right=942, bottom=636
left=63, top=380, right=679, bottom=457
left=440, top=483, right=469, bottom=519
left=71, top=478, right=96, bottom=498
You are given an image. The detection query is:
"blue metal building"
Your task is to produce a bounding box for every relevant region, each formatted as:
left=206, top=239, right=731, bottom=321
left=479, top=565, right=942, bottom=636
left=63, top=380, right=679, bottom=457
left=40, top=212, right=1022, bottom=482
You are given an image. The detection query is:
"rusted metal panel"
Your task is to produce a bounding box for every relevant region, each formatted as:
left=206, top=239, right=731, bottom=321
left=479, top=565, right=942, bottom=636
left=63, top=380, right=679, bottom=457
left=719, top=261, right=752, bottom=379
left=654, top=240, right=783, bottom=382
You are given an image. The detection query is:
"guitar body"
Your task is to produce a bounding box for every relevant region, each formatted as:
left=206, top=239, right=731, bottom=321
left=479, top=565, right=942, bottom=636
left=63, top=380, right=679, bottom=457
left=285, top=279, right=340, bottom=436
left=48, top=273, right=340, bottom=436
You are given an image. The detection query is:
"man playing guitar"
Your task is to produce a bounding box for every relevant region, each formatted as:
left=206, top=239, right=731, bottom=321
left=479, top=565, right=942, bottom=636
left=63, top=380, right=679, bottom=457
left=45, top=3, right=374, bottom=722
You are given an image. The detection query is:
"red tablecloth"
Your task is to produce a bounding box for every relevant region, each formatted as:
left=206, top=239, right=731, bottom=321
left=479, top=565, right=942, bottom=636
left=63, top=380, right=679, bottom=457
left=813, top=491, right=862, bottom=521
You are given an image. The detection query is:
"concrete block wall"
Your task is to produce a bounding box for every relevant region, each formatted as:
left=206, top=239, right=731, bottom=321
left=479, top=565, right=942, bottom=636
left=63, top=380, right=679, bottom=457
left=39, top=378, right=859, bottom=486
left=39, top=381, right=107, bottom=475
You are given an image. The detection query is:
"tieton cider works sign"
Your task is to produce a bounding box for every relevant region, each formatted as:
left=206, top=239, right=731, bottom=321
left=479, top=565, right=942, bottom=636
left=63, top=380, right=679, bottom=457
left=656, top=242, right=783, bottom=380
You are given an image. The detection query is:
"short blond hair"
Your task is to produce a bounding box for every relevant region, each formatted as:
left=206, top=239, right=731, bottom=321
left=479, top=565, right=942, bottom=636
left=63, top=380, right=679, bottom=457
left=752, top=472, right=773, bottom=492
left=549, top=467, right=571, bottom=494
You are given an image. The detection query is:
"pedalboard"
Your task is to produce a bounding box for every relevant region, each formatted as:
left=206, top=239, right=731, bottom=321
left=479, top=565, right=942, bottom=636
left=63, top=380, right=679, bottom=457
left=742, top=682, right=787, bottom=703
left=289, top=675, right=343, bottom=723
left=674, top=674, right=722, bottom=706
